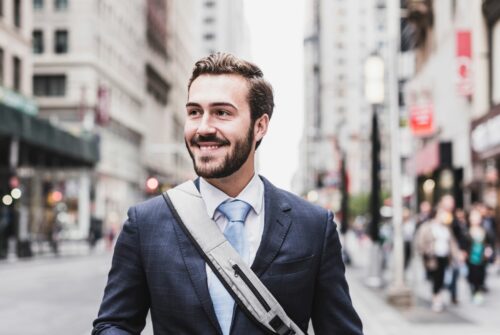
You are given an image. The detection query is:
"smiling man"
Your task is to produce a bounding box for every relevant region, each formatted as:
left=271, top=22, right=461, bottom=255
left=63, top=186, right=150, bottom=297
left=93, top=53, right=363, bottom=335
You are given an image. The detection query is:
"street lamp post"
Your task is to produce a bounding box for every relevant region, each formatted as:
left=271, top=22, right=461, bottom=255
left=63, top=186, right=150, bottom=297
left=364, top=54, right=384, bottom=288
left=386, top=0, right=412, bottom=307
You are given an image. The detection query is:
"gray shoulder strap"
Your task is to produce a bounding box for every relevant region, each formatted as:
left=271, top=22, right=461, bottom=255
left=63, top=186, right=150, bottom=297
left=164, top=181, right=305, bottom=335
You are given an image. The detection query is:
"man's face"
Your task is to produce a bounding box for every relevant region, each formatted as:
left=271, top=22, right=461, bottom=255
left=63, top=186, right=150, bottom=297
left=184, top=74, right=257, bottom=179
left=440, top=195, right=455, bottom=213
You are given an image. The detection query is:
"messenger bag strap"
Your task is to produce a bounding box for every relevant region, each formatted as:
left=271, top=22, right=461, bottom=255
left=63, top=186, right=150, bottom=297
left=162, top=181, right=305, bottom=335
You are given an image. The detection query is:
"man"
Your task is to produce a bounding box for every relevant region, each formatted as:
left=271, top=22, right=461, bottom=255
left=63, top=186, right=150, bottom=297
left=93, top=53, right=363, bottom=334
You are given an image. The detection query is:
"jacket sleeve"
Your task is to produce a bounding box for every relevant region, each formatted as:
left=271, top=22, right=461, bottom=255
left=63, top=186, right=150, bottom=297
left=92, top=207, right=151, bottom=335
left=311, top=211, right=364, bottom=335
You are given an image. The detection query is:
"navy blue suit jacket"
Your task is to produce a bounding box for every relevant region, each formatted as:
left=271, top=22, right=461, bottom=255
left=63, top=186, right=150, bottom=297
left=93, top=177, right=363, bottom=334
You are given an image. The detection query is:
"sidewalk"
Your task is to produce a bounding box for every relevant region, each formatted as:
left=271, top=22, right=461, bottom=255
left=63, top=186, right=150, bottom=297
left=344, top=231, right=500, bottom=335
left=0, top=239, right=109, bottom=266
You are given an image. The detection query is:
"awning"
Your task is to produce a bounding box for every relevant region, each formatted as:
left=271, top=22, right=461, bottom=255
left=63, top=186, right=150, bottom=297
left=0, top=103, right=99, bottom=166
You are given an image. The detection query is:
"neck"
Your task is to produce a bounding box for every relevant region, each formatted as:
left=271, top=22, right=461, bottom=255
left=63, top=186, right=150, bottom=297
left=204, top=156, right=255, bottom=197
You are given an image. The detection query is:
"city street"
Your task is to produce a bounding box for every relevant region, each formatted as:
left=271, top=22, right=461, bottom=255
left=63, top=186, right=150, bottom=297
left=1, top=238, right=500, bottom=335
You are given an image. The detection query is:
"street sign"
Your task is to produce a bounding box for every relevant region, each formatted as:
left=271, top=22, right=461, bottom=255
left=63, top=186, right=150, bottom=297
left=409, top=104, right=434, bottom=136
left=456, top=30, right=473, bottom=97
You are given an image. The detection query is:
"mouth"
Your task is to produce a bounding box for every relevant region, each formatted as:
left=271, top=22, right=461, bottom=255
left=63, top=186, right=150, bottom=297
left=198, top=143, right=223, bottom=152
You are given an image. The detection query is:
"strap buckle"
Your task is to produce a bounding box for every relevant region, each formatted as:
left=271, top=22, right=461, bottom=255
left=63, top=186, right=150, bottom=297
left=269, top=316, right=296, bottom=335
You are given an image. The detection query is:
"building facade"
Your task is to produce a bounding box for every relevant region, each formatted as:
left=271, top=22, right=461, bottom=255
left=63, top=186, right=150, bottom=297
left=297, top=0, right=390, bottom=209
left=198, top=0, right=250, bottom=57
left=1, top=0, right=98, bottom=258
left=32, top=0, right=147, bottom=235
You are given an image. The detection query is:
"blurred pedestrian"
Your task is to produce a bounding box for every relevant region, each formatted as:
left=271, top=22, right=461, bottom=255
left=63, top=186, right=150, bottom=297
left=0, top=207, right=12, bottom=259
left=464, top=208, right=494, bottom=304
left=416, top=208, right=460, bottom=312
left=402, top=207, right=415, bottom=270
left=439, top=195, right=466, bottom=305
left=416, top=200, right=432, bottom=231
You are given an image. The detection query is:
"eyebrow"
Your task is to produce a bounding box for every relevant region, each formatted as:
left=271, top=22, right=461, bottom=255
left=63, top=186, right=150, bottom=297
left=185, top=102, right=237, bottom=109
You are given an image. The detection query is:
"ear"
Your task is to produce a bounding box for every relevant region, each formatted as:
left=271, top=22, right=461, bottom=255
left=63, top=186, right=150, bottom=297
left=254, top=114, right=269, bottom=143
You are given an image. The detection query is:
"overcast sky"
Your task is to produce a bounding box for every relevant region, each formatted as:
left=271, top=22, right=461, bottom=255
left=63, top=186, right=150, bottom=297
left=243, top=0, right=305, bottom=192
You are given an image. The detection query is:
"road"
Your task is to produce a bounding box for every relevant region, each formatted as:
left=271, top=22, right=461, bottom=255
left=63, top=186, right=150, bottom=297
left=1, top=238, right=500, bottom=335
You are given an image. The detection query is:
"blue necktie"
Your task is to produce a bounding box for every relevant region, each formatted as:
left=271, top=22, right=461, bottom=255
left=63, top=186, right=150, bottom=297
left=209, top=200, right=252, bottom=335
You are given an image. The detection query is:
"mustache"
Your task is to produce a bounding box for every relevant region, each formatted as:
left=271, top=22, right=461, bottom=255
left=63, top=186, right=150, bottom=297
left=190, top=134, right=230, bottom=146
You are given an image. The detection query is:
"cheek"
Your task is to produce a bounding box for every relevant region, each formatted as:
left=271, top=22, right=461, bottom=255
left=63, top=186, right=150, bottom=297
left=184, top=124, right=195, bottom=139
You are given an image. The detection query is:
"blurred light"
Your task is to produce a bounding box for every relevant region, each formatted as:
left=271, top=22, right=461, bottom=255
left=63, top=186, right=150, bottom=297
left=2, top=195, right=13, bottom=206
left=146, top=177, right=159, bottom=191
left=48, top=191, right=63, bottom=204
left=307, top=190, right=319, bottom=202
left=423, top=179, right=436, bottom=194
left=9, top=176, right=20, bottom=188
left=439, top=169, right=454, bottom=189
left=11, top=188, right=22, bottom=199
left=364, top=54, right=385, bottom=104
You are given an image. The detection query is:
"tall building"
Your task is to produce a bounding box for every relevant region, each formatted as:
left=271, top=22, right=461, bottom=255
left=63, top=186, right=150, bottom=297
left=404, top=0, right=499, bottom=216
left=198, top=0, right=250, bottom=57
left=1, top=0, right=98, bottom=257
left=142, top=0, right=187, bottom=188
left=297, top=0, right=390, bottom=205
left=32, top=0, right=147, bottom=233
left=162, top=0, right=203, bottom=183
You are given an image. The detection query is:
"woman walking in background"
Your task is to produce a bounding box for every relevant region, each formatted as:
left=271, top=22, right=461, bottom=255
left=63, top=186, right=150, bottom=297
left=416, top=208, right=460, bottom=312
left=465, top=207, right=494, bottom=304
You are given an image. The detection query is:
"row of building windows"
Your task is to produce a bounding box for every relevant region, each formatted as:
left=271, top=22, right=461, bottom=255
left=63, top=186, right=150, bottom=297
left=32, top=30, right=68, bottom=54
left=0, top=0, right=22, bottom=28
left=34, top=0, right=68, bottom=11
left=0, top=47, right=22, bottom=92
left=0, top=49, right=66, bottom=95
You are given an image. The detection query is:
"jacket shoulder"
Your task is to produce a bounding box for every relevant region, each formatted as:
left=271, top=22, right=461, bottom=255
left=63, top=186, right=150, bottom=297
left=129, top=194, right=172, bottom=223
left=261, top=175, right=331, bottom=222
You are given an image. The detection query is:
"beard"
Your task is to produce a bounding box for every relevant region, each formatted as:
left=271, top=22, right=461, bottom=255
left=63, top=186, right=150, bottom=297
left=185, top=124, right=254, bottom=179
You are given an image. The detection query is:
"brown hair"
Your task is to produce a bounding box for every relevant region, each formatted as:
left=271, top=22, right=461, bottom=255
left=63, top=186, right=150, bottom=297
left=188, top=53, right=274, bottom=148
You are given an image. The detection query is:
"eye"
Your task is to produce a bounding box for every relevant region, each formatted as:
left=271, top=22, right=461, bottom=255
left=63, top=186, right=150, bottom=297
left=215, top=109, right=230, bottom=117
left=187, top=109, right=202, bottom=117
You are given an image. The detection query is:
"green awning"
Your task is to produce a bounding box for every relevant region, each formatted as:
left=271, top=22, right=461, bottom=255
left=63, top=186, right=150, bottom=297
left=0, top=103, right=99, bottom=166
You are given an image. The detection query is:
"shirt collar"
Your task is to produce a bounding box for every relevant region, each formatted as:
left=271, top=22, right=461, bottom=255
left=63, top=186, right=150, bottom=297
left=199, top=174, right=264, bottom=220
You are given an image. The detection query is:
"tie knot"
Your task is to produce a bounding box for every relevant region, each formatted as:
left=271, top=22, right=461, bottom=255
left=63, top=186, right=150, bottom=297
left=217, top=199, right=252, bottom=223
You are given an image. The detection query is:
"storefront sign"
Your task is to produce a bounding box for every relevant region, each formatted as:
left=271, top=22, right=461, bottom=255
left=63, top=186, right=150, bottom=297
left=456, top=30, right=473, bottom=97
left=471, top=109, right=500, bottom=159
left=409, top=104, right=434, bottom=136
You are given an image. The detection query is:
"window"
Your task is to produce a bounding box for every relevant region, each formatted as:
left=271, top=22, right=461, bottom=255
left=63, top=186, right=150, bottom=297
left=14, top=0, right=21, bottom=27
left=33, top=75, right=66, bottom=96
left=204, top=1, right=215, bottom=8
left=13, top=56, right=21, bottom=92
left=0, top=48, right=4, bottom=85
left=54, top=0, right=68, bottom=10
left=54, top=30, right=68, bottom=53
left=204, top=16, right=215, bottom=24
left=33, top=0, right=44, bottom=10
left=203, top=33, right=215, bottom=40
left=33, top=30, right=44, bottom=54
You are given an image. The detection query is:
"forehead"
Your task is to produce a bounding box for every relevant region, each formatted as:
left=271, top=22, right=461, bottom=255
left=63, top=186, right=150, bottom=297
left=188, top=74, right=249, bottom=105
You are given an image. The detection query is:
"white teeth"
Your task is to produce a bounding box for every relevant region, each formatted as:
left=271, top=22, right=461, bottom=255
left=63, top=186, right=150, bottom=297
left=199, top=145, right=220, bottom=151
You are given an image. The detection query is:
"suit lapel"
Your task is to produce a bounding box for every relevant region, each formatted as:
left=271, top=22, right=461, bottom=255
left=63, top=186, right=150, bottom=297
left=171, top=213, right=222, bottom=334
left=251, top=176, right=293, bottom=277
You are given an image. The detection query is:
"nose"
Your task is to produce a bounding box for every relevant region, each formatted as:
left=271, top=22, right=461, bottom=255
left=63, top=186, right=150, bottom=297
left=196, top=114, right=216, bottom=136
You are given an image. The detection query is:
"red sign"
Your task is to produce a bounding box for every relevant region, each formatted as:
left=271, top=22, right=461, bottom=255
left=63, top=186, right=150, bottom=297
left=409, top=104, right=434, bottom=136
left=95, top=85, right=111, bottom=126
left=456, top=30, right=473, bottom=97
